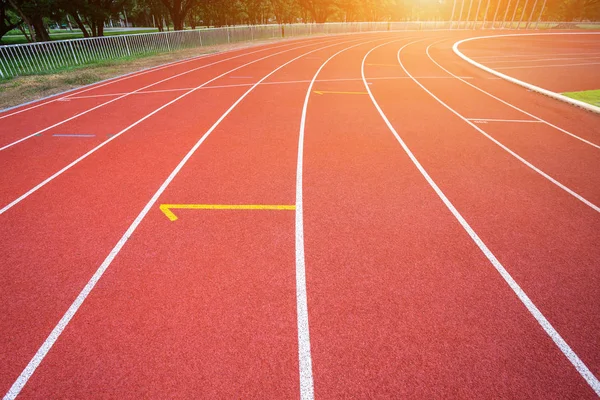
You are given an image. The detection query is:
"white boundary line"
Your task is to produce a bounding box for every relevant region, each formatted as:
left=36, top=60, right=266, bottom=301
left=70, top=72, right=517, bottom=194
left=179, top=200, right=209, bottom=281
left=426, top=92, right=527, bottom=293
left=451, top=33, right=600, bottom=114
left=363, top=39, right=600, bottom=397
left=62, top=76, right=478, bottom=100
left=0, top=29, right=459, bottom=118
left=467, top=118, right=542, bottom=123
left=0, top=39, right=338, bottom=151
left=471, top=51, right=600, bottom=60
left=400, top=40, right=600, bottom=213
left=0, top=36, right=361, bottom=215
left=0, top=35, right=331, bottom=117
left=495, top=61, right=600, bottom=70
left=294, top=35, right=397, bottom=400
left=1, top=35, right=381, bottom=400
left=485, top=55, right=600, bottom=64
left=426, top=41, right=600, bottom=149
left=0, top=54, right=213, bottom=118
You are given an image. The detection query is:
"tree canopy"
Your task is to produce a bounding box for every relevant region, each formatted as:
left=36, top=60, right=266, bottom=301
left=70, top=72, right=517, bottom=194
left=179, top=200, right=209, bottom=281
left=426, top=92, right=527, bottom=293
left=1, top=0, right=598, bottom=43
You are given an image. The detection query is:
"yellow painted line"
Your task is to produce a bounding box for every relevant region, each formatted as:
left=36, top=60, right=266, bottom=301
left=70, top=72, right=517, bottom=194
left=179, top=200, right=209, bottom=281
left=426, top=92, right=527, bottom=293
left=313, top=90, right=368, bottom=95
left=159, top=204, right=296, bottom=221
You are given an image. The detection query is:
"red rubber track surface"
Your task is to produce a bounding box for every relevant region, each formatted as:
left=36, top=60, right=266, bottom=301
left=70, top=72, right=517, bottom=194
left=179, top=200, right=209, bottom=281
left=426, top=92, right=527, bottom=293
left=1, top=31, right=599, bottom=399
left=459, top=33, right=600, bottom=92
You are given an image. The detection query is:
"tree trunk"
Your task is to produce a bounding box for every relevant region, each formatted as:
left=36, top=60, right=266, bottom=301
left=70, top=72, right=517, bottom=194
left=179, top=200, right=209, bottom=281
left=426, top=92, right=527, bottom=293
left=31, top=15, right=49, bottom=41
left=96, top=19, right=104, bottom=36
left=171, top=13, right=183, bottom=30
left=71, top=13, right=90, bottom=37
left=8, top=0, right=35, bottom=41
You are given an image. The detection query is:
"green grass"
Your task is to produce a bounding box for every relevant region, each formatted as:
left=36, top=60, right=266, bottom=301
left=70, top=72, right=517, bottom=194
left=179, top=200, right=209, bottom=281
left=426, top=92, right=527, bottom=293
left=576, top=24, right=600, bottom=29
left=1, top=28, right=159, bottom=45
left=562, top=89, right=600, bottom=107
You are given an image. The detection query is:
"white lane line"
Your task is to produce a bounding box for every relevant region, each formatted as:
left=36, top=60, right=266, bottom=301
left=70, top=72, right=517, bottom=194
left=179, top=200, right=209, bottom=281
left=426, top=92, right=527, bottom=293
left=66, top=88, right=198, bottom=99
left=467, top=119, right=543, bottom=123
left=0, top=38, right=332, bottom=151
left=485, top=55, right=600, bottom=64
left=0, top=36, right=354, bottom=215
left=0, top=54, right=212, bottom=120
left=0, top=36, right=330, bottom=119
left=407, top=41, right=600, bottom=213
left=364, top=40, right=600, bottom=398
left=471, top=51, right=600, bottom=60
left=294, top=35, right=395, bottom=400
left=1, top=36, right=375, bottom=400
left=453, top=35, right=600, bottom=115
left=496, top=61, right=600, bottom=70
left=427, top=42, right=600, bottom=149
left=64, top=76, right=479, bottom=100
left=295, top=35, right=401, bottom=400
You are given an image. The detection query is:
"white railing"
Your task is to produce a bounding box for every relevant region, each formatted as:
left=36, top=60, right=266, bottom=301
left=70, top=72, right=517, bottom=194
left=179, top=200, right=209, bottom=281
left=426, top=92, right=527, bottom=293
left=0, top=21, right=598, bottom=78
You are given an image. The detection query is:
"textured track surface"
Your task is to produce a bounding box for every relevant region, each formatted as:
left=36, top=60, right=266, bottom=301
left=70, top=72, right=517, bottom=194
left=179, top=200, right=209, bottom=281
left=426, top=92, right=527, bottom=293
left=1, top=31, right=599, bottom=399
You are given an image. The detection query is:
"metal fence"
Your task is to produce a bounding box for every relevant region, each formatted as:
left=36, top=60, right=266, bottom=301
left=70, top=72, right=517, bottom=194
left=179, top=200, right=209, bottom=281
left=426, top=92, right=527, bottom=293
left=0, top=21, right=598, bottom=78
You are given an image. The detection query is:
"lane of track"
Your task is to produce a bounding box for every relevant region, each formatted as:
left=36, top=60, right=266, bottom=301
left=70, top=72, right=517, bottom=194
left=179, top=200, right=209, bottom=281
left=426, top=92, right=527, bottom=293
left=2, top=30, right=599, bottom=398
left=0, top=37, right=338, bottom=150
left=0, top=34, right=385, bottom=397
left=383, top=37, right=600, bottom=382
left=300, top=35, right=597, bottom=398
left=0, top=36, right=334, bottom=122
left=458, top=34, right=600, bottom=92
left=423, top=40, right=600, bottom=204
left=0, top=36, right=350, bottom=213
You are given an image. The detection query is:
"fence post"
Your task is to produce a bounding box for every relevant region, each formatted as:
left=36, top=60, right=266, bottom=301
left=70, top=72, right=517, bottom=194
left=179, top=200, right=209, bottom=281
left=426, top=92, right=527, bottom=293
left=0, top=54, right=5, bottom=78
left=68, top=41, right=79, bottom=64
left=227, top=27, right=230, bottom=43
left=534, top=0, right=546, bottom=29
left=473, top=0, right=482, bottom=29
left=482, top=0, right=491, bottom=28
left=465, top=0, right=474, bottom=29
left=198, top=29, right=203, bottom=46
left=449, top=0, right=457, bottom=29
left=124, top=35, right=131, bottom=56
left=525, top=0, right=538, bottom=29
left=457, top=0, right=466, bottom=29
left=165, top=32, right=171, bottom=51
left=517, top=0, right=529, bottom=28
left=509, top=0, right=521, bottom=28
left=501, top=0, right=512, bottom=28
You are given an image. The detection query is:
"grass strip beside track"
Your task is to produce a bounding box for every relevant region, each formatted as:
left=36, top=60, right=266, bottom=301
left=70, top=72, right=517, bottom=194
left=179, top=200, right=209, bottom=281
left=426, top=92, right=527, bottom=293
left=563, top=89, right=600, bottom=107
left=0, top=38, right=290, bottom=110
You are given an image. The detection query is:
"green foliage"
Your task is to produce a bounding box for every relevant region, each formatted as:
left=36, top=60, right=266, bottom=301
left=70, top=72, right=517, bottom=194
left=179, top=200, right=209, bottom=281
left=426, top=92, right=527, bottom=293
left=0, top=0, right=598, bottom=44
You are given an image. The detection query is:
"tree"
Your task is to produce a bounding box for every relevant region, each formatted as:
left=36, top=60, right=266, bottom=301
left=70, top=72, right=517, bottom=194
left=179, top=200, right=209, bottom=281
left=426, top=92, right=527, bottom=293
left=160, top=0, right=196, bottom=30
left=0, top=0, right=22, bottom=40
left=297, top=0, right=336, bottom=22
left=7, top=0, right=57, bottom=41
left=270, top=0, right=301, bottom=23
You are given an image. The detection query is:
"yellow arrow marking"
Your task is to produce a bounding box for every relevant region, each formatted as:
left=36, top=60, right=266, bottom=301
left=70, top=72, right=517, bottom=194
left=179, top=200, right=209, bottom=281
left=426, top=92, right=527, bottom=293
left=160, top=204, right=296, bottom=221
left=313, top=90, right=368, bottom=95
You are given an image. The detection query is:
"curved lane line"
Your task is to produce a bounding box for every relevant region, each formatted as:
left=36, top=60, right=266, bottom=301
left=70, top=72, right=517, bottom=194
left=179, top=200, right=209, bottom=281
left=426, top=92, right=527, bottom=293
left=0, top=36, right=328, bottom=119
left=398, top=40, right=600, bottom=213
left=0, top=38, right=340, bottom=151
left=364, top=39, right=600, bottom=396
left=294, top=35, right=406, bottom=400
left=0, top=36, right=352, bottom=215
left=452, top=33, right=600, bottom=114
left=426, top=40, right=600, bottom=149
left=1, top=35, right=391, bottom=400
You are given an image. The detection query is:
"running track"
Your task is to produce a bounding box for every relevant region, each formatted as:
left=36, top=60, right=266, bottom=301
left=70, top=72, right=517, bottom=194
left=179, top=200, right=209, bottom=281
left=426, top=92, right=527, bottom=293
left=1, top=31, right=599, bottom=399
